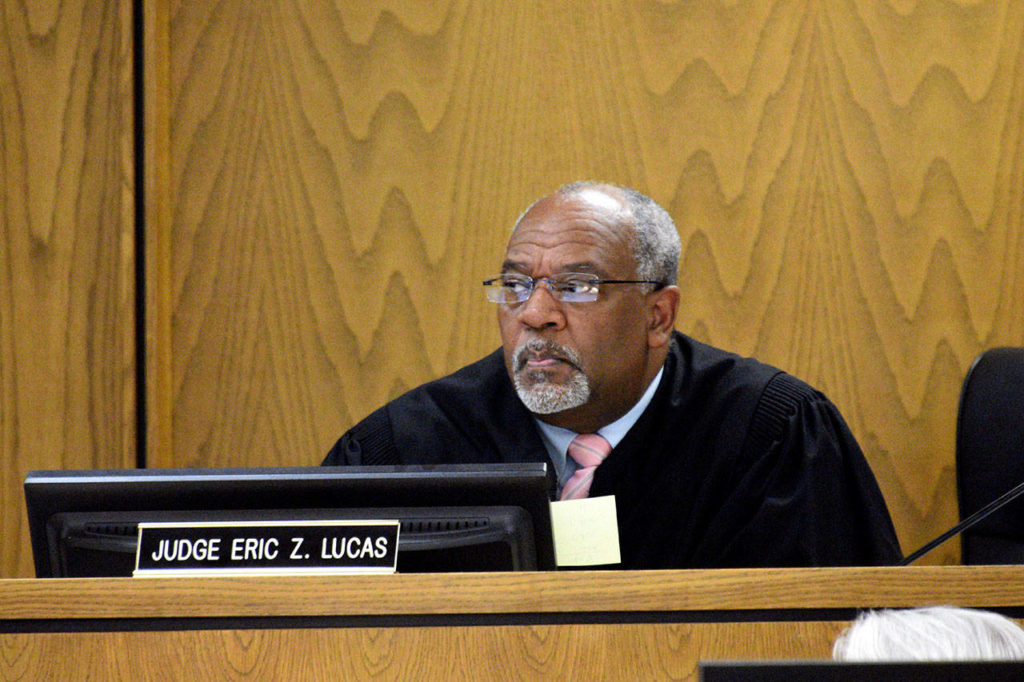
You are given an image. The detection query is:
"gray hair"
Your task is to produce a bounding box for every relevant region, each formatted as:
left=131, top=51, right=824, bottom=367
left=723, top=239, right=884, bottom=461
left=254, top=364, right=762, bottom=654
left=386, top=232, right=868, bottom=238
left=832, top=606, right=1024, bottom=661
left=514, top=182, right=681, bottom=286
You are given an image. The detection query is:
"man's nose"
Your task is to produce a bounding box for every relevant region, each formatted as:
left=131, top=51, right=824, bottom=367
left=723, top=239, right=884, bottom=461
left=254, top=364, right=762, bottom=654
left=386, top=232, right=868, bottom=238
left=515, top=281, right=566, bottom=330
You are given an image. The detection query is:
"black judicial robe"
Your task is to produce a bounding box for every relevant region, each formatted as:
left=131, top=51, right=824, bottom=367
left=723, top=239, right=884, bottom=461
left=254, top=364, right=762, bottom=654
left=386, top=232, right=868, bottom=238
left=324, top=332, right=903, bottom=568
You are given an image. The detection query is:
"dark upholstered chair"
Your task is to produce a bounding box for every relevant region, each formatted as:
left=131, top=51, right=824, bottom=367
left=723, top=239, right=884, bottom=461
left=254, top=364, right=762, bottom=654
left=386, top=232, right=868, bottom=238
left=956, top=347, right=1024, bottom=564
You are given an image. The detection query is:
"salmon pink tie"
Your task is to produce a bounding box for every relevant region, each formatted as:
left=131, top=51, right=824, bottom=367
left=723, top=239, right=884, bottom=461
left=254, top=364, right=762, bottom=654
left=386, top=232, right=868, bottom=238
left=560, top=433, right=612, bottom=500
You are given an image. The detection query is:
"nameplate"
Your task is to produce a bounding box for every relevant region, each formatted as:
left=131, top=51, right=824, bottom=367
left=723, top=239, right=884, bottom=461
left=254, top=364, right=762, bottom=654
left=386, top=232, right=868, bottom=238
left=133, top=520, right=400, bottom=576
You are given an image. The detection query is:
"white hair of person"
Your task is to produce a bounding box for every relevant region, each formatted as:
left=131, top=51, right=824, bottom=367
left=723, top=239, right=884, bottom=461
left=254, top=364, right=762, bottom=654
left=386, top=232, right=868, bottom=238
left=833, top=606, right=1024, bottom=661
left=512, top=182, right=681, bottom=287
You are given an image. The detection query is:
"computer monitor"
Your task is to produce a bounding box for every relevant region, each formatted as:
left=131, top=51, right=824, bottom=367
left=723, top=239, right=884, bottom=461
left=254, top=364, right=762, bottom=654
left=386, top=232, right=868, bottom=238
left=24, top=463, right=556, bottom=577
left=699, top=660, right=1024, bottom=681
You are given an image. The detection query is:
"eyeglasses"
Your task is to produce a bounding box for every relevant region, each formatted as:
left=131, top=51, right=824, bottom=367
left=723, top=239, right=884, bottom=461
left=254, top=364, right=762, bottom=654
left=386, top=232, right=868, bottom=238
left=482, top=273, right=663, bottom=304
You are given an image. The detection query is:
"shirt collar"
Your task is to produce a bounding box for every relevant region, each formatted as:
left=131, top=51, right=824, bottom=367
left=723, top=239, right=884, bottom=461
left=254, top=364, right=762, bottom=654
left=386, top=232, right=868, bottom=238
left=534, top=365, right=665, bottom=464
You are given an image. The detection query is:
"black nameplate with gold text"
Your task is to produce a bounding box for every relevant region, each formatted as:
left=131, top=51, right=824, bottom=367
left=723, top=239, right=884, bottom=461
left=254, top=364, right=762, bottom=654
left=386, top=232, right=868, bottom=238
left=134, top=520, right=400, bottom=576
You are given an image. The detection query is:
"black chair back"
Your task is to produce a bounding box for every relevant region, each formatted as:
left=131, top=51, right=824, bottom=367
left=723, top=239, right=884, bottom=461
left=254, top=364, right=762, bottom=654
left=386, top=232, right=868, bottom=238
left=957, top=347, right=1024, bottom=564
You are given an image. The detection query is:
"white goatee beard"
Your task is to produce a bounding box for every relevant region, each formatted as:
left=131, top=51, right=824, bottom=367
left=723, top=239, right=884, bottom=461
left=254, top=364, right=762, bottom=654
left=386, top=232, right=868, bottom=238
left=511, top=340, right=591, bottom=414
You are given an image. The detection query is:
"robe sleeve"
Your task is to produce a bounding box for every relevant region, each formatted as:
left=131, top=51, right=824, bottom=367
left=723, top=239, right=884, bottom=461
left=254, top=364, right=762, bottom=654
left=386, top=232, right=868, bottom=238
left=322, top=406, right=400, bottom=466
left=321, top=349, right=548, bottom=469
left=709, top=373, right=903, bottom=566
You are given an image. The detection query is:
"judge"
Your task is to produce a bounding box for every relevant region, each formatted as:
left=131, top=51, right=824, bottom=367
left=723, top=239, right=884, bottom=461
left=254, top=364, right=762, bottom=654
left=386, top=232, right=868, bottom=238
left=324, top=182, right=902, bottom=568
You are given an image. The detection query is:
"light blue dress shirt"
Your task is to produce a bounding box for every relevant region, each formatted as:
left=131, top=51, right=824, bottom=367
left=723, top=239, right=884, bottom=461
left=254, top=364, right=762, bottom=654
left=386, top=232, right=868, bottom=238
left=534, top=366, right=665, bottom=493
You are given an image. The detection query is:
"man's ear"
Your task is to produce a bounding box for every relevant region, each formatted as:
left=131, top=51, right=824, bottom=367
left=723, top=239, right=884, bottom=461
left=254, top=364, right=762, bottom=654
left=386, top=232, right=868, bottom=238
left=647, top=285, right=680, bottom=348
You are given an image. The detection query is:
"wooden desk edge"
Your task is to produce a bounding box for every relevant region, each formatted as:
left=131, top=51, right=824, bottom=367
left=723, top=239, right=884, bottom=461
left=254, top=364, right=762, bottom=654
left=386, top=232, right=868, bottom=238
left=2, top=565, right=1023, bottom=621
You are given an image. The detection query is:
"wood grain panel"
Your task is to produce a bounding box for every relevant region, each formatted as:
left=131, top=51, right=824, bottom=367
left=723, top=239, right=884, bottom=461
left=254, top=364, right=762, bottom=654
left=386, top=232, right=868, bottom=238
left=0, top=0, right=135, bottom=578
left=0, top=623, right=845, bottom=681
left=146, top=0, right=1024, bottom=565
left=659, top=0, right=1024, bottom=562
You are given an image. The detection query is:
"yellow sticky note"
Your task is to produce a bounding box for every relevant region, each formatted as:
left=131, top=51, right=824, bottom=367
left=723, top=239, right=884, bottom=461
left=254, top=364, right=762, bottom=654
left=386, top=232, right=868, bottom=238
left=549, top=495, right=621, bottom=566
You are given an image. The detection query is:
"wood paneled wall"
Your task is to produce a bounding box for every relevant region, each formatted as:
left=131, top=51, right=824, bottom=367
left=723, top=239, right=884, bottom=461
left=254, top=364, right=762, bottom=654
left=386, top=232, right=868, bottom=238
left=3, top=0, right=1023, bottom=576
left=1, top=0, right=135, bottom=578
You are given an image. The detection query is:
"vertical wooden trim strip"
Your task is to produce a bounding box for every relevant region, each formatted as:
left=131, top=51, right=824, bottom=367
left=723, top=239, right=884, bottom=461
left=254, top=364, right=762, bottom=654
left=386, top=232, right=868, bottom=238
left=143, top=0, right=174, bottom=468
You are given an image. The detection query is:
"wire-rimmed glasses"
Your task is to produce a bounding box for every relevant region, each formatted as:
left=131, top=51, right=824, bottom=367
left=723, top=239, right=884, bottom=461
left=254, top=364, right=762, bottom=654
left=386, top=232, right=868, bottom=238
left=482, top=273, right=663, bottom=304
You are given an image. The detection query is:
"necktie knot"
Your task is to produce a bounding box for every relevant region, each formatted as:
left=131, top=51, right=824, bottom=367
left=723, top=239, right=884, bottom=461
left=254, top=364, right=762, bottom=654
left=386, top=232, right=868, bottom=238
left=560, top=433, right=612, bottom=500
left=567, top=433, right=612, bottom=468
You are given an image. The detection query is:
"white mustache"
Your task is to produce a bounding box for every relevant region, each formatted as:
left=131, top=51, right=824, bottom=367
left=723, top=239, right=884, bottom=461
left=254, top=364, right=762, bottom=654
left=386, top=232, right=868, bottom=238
left=512, top=338, right=582, bottom=372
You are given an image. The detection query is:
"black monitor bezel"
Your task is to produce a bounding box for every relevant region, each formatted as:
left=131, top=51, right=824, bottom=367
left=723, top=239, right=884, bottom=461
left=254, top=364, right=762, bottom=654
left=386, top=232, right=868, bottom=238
left=699, top=660, right=1024, bottom=681
left=24, top=463, right=555, bottom=577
